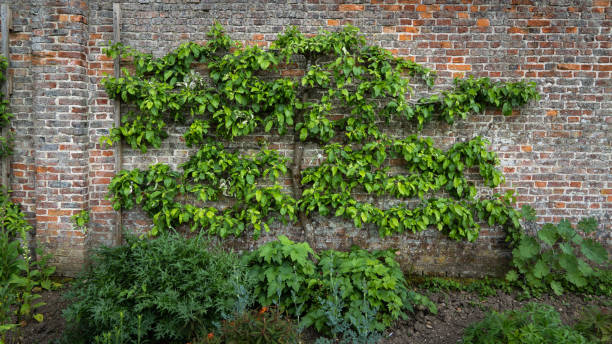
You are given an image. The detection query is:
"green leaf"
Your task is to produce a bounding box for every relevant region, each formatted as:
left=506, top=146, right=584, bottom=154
left=517, top=236, right=540, bottom=259
left=505, top=269, right=519, bottom=282
left=576, top=258, right=593, bottom=277
left=532, top=259, right=550, bottom=278
left=520, top=205, right=537, bottom=221
left=559, top=242, right=573, bottom=255
left=537, top=224, right=558, bottom=246
left=577, top=217, right=598, bottom=234
left=566, top=269, right=587, bottom=288
left=264, top=121, right=274, bottom=132
left=556, top=220, right=575, bottom=241
left=235, top=94, right=247, bottom=105
left=299, top=128, right=307, bottom=141
left=580, top=239, right=608, bottom=265
left=558, top=253, right=577, bottom=271
left=502, top=102, right=512, bottom=116
left=550, top=281, right=563, bottom=295
left=0, top=324, right=18, bottom=332
left=33, top=313, right=44, bottom=323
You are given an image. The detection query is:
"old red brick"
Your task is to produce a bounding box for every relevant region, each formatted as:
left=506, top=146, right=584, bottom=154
left=397, top=26, right=419, bottom=33
left=508, top=27, right=527, bottom=34
left=476, top=18, right=490, bottom=26
left=338, top=4, right=364, bottom=11
left=399, top=34, right=412, bottom=41
left=557, top=63, right=581, bottom=70
left=527, top=20, right=550, bottom=26
left=448, top=64, right=471, bottom=71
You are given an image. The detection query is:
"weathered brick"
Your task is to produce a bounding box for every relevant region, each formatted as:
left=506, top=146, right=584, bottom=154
left=527, top=19, right=550, bottom=26
left=557, top=63, right=581, bottom=70
left=448, top=64, right=471, bottom=71
left=338, top=4, right=363, bottom=11
left=476, top=18, right=489, bottom=27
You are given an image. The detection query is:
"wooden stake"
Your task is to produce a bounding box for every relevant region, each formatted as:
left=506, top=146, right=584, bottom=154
left=113, top=3, right=123, bottom=245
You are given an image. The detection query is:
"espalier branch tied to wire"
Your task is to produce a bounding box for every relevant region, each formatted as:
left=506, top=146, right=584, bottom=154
left=102, top=24, right=539, bottom=245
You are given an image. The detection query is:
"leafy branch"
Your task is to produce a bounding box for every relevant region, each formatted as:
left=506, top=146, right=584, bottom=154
left=103, top=24, right=539, bottom=243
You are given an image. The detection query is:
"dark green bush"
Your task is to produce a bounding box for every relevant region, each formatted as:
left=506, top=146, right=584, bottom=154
left=61, top=233, right=253, bottom=344
left=462, top=303, right=590, bottom=344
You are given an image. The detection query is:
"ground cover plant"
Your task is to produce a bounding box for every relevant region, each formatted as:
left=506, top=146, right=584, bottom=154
left=462, top=303, right=592, bottom=344
left=411, top=276, right=512, bottom=297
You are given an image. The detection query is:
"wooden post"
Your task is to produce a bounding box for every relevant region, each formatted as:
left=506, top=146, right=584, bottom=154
left=113, top=3, right=123, bottom=245
left=1, top=4, right=11, bottom=189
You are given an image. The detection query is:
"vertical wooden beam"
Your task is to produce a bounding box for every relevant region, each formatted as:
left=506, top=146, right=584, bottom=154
left=1, top=4, right=11, bottom=189
left=113, top=3, right=123, bottom=245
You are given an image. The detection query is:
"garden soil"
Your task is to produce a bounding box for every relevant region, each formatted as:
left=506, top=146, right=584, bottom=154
left=11, top=286, right=610, bottom=344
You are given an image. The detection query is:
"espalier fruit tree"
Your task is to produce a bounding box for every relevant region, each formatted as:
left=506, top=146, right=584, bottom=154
left=102, top=24, right=539, bottom=246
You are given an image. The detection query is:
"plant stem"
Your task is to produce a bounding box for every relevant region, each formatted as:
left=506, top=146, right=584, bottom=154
left=292, top=58, right=314, bottom=246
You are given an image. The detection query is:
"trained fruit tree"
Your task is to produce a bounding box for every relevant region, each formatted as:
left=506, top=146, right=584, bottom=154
left=102, top=24, right=539, bottom=247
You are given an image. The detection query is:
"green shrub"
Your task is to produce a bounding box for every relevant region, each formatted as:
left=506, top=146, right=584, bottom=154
left=243, top=235, right=318, bottom=319
left=506, top=217, right=611, bottom=296
left=61, top=233, right=253, bottom=344
left=307, top=248, right=435, bottom=333
left=462, top=303, right=590, bottom=344
left=244, top=236, right=435, bottom=336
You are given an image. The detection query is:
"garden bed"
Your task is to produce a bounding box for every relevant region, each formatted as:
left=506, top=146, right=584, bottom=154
left=13, top=283, right=609, bottom=344
left=7, top=287, right=69, bottom=344
left=385, top=289, right=609, bottom=344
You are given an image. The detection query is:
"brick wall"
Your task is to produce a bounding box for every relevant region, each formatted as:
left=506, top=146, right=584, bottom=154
left=2, top=0, right=610, bottom=277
